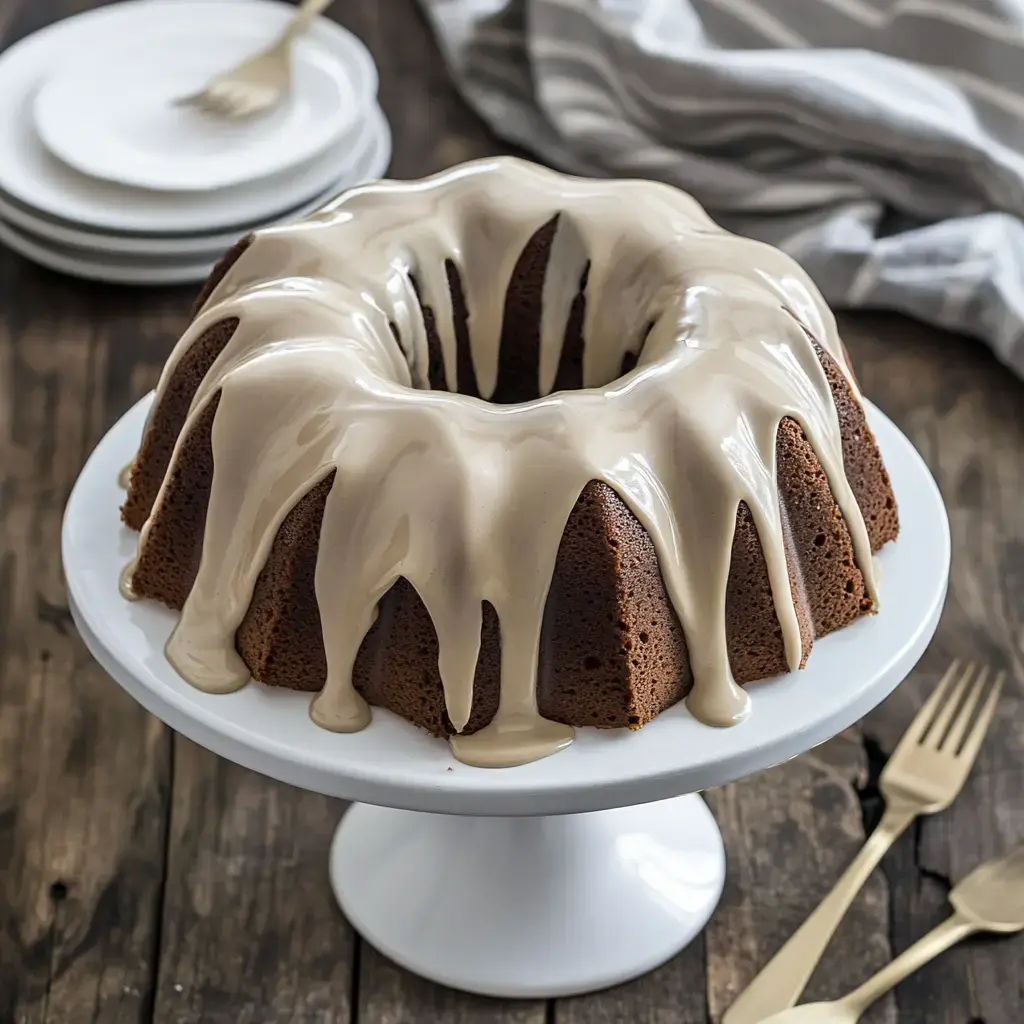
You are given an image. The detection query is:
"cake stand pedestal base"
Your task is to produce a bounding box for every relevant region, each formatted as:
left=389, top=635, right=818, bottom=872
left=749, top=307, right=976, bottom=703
left=329, top=793, right=725, bottom=999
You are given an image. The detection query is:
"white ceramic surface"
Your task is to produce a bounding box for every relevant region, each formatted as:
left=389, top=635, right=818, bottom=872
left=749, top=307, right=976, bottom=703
left=331, top=795, right=726, bottom=998
left=33, top=12, right=371, bottom=192
left=0, top=0, right=380, bottom=233
left=0, top=218, right=217, bottom=285
left=63, top=394, right=949, bottom=816
left=0, top=106, right=392, bottom=276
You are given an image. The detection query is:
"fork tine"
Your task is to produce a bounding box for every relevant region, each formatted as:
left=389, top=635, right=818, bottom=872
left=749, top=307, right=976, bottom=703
left=924, top=662, right=976, bottom=749
left=942, top=665, right=990, bottom=752
left=218, top=86, right=255, bottom=119
left=238, top=96, right=270, bottom=118
left=194, top=92, right=219, bottom=114
left=893, top=660, right=960, bottom=752
left=956, top=671, right=1005, bottom=764
left=207, top=92, right=238, bottom=119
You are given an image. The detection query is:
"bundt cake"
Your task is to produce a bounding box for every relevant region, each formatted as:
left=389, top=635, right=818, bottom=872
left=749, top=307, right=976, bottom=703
left=120, top=157, right=899, bottom=768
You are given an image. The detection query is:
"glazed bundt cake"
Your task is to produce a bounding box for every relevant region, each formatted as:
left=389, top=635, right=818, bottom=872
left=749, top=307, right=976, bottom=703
left=120, top=157, right=898, bottom=767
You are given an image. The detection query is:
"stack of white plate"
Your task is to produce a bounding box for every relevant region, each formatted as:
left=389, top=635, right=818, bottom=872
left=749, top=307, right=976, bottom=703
left=0, top=0, right=391, bottom=286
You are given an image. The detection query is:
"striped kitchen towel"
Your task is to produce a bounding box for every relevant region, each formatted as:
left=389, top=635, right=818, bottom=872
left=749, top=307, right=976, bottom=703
left=419, top=0, right=1024, bottom=377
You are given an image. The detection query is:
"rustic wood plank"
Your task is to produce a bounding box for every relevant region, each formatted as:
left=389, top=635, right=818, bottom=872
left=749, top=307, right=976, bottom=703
left=553, top=941, right=709, bottom=1024
left=152, top=742, right=354, bottom=1024
left=358, top=946, right=546, bottom=1024
left=845, top=314, right=1024, bottom=1024
left=0, top=251, right=174, bottom=1024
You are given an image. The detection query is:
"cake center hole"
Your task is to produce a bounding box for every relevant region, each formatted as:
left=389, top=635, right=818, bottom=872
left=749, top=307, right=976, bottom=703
left=406, top=216, right=648, bottom=404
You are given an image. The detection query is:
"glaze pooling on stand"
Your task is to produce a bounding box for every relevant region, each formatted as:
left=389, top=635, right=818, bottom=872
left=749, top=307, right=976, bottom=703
left=118, top=559, right=138, bottom=601
left=126, top=157, right=877, bottom=768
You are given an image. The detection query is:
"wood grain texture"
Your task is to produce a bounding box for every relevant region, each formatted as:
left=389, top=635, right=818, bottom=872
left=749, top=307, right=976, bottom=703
left=357, top=946, right=546, bottom=1024
left=704, top=732, right=894, bottom=1024
left=154, top=742, right=353, bottom=1024
left=553, top=941, right=709, bottom=1024
left=844, top=314, right=1024, bottom=1024
left=0, top=250, right=175, bottom=1024
left=0, top=1, right=1021, bottom=1022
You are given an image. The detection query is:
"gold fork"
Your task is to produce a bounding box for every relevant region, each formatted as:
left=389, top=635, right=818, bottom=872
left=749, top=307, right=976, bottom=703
left=756, top=846, right=1024, bottom=1024
left=724, top=661, right=1006, bottom=1024
left=174, top=0, right=334, bottom=120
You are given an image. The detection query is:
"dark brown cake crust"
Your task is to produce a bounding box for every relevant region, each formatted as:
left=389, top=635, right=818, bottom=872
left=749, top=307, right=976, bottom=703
left=123, top=220, right=899, bottom=737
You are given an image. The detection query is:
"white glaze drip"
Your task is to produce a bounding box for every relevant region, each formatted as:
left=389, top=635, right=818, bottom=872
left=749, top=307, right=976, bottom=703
left=127, top=157, right=877, bottom=767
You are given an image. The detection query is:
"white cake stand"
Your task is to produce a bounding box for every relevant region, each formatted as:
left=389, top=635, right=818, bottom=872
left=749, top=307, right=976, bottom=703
left=63, top=396, right=949, bottom=999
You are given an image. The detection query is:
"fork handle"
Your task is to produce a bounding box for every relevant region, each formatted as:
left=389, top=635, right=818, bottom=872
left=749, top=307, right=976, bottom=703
left=282, top=0, right=335, bottom=43
left=723, top=804, right=916, bottom=1024
left=844, top=912, right=977, bottom=1015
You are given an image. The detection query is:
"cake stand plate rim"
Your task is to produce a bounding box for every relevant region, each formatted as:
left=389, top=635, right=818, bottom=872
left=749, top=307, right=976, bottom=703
left=63, top=393, right=950, bottom=816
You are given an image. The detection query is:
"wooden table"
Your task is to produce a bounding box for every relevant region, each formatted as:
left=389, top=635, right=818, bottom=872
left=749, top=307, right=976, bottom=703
left=1, top=2, right=1022, bottom=1021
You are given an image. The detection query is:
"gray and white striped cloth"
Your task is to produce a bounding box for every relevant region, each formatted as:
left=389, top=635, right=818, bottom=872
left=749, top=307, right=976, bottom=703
left=419, top=0, right=1024, bottom=378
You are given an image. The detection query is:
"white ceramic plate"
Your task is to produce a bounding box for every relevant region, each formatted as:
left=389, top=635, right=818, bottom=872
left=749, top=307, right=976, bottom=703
left=0, top=0, right=380, bottom=233
left=33, top=15, right=372, bottom=192
left=0, top=104, right=392, bottom=259
left=64, top=395, right=949, bottom=815
left=0, top=218, right=217, bottom=285
left=0, top=109, right=392, bottom=284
